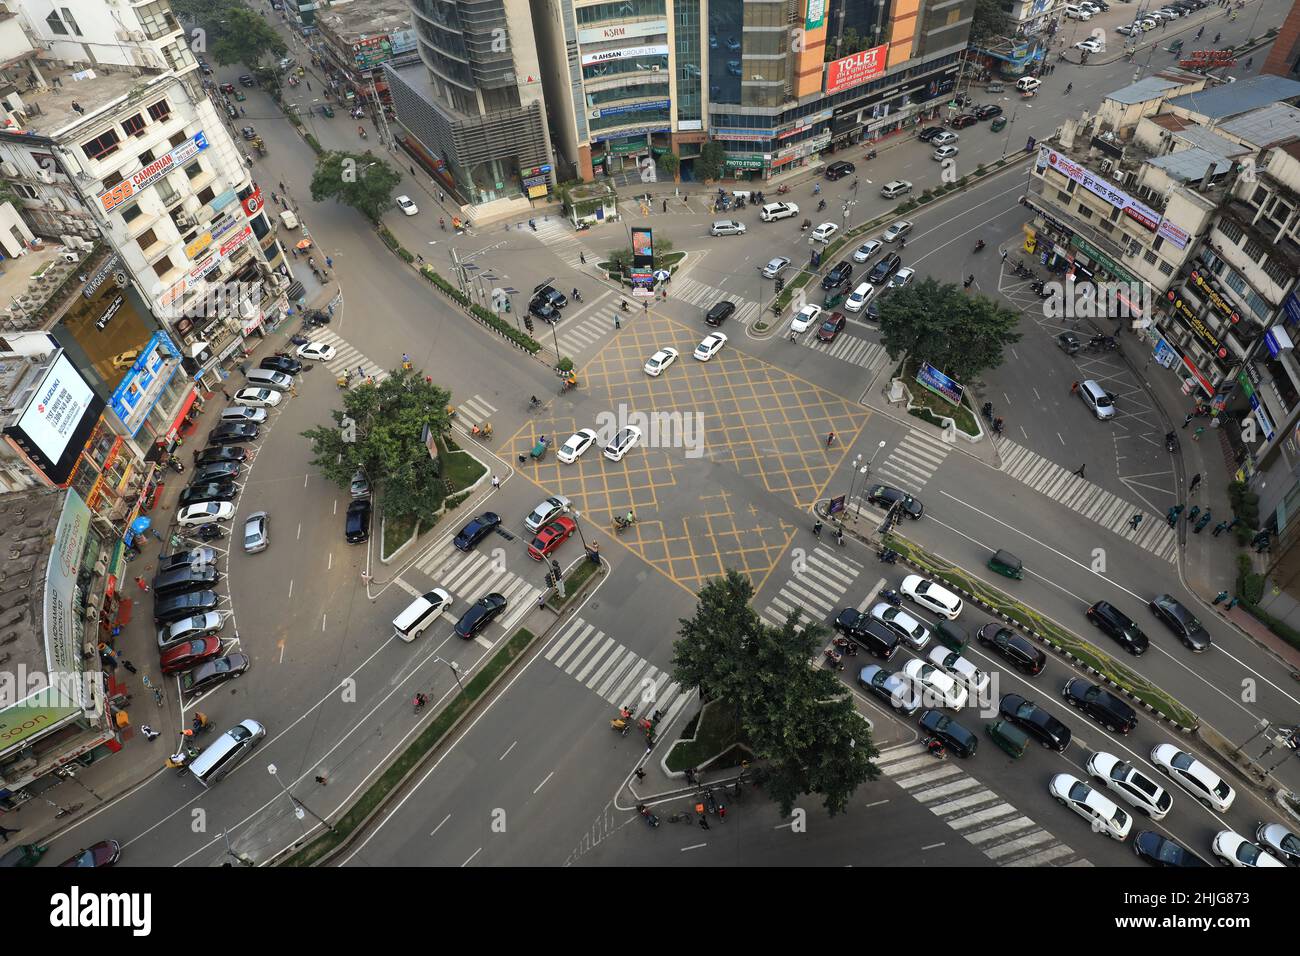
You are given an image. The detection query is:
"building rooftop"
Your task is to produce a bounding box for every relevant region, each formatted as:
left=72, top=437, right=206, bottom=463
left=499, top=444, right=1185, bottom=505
left=1217, top=102, right=1300, bottom=149
left=0, top=486, right=66, bottom=699
left=5, top=61, right=164, bottom=141
left=0, top=240, right=103, bottom=333
left=1167, top=75, right=1300, bottom=121
left=1165, top=122, right=1253, bottom=159
left=1146, top=146, right=1234, bottom=183
left=317, top=0, right=413, bottom=39
left=1107, top=72, right=1202, bottom=106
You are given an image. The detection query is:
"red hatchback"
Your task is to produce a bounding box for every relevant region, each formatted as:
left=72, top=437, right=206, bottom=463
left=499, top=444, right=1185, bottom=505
left=160, top=636, right=223, bottom=674
left=528, top=516, right=576, bottom=560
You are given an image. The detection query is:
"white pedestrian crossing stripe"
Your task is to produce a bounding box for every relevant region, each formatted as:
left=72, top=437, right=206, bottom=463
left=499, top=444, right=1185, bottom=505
left=557, top=308, right=622, bottom=355
left=455, top=395, right=496, bottom=428
left=759, top=547, right=864, bottom=631
left=531, top=218, right=593, bottom=271
left=545, top=616, right=695, bottom=725
left=669, top=276, right=760, bottom=325
left=998, top=439, right=1177, bottom=562
left=877, top=745, right=1091, bottom=867
left=873, top=429, right=951, bottom=491
left=802, top=332, right=887, bottom=370
left=307, top=329, right=390, bottom=384
left=404, top=542, right=543, bottom=638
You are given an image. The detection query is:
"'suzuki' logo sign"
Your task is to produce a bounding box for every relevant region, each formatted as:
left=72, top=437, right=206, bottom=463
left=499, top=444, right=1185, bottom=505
left=825, top=44, right=888, bottom=95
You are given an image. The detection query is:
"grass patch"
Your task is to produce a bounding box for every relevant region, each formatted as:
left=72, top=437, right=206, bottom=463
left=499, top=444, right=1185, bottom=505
left=662, top=699, right=749, bottom=773
left=440, top=442, right=485, bottom=492
left=901, top=359, right=980, bottom=435
left=380, top=512, right=419, bottom=560
left=281, top=627, right=537, bottom=867
left=886, top=535, right=1199, bottom=728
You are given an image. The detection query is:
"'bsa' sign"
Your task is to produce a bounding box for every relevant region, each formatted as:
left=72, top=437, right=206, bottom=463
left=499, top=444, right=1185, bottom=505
left=826, top=44, right=888, bottom=96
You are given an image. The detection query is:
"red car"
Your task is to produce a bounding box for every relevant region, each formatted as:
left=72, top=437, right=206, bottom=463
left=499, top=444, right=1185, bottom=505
left=816, top=312, right=847, bottom=342
left=159, top=636, right=223, bottom=674
left=951, top=113, right=978, bottom=129
left=528, top=516, right=576, bottom=560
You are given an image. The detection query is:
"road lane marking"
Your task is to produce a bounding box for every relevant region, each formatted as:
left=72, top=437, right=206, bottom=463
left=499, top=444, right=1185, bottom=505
left=921, top=841, right=946, bottom=850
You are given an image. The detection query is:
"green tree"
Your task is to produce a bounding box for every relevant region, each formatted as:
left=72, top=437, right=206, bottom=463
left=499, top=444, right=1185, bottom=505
left=174, top=0, right=286, bottom=67
left=310, top=151, right=403, bottom=225
left=970, top=0, right=1013, bottom=44
left=672, top=570, right=879, bottom=816
left=697, top=141, right=727, bottom=182
left=302, top=370, right=452, bottom=522
left=878, top=277, right=1022, bottom=382
left=656, top=152, right=680, bottom=180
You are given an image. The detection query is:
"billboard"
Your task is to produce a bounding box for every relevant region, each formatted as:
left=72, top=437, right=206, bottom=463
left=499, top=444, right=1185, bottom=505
left=826, top=44, right=888, bottom=96
left=3, top=353, right=104, bottom=485
left=109, top=331, right=181, bottom=436
left=96, top=132, right=209, bottom=214
left=915, top=362, right=965, bottom=406
left=631, top=227, right=654, bottom=269
left=805, top=0, right=827, bottom=30
left=582, top=44, right=669, bottom=65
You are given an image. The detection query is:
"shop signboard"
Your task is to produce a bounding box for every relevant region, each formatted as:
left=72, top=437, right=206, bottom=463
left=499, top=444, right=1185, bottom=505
left=724, top=155, right=764, bottom=169
left=1188, top=266, right=1241, bottom=325
left=1166, top=288, right=1227, bottom=359
left=110, top=331, right=180, bottom=436
left=591, top=99, right=670, bottom=120
left=1038, top=147, right=1160, bottom=232
left=1237, top=371, right=1276, bottom=441
left=1284, top=291, right=1300, bottom=328
left=610, top=136, right=649, bottom=154
left=3, top=352, right=104, bottom=486
left=1156, top=217, right=1191, bottom=250
left=97, top=133, right=209, bottom=213
left=825, top=44, right=888, bottom=96
left=581, top=44, right=669, bottom=65
left=578, top=21, right=667, bottom=44
left=805, top=0, right=827, bottom=30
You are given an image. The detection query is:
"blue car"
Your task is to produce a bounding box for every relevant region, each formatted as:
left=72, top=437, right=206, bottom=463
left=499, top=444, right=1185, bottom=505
left=454, top=512, right=501, bottom=552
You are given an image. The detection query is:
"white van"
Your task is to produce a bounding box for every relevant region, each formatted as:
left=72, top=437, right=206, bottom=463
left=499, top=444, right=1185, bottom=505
left=759, top=202, right=799, bottom=222
left=393, top=588, right=452, bottom=643
left=245, top=368, right=293, bottom=391
left=844, top=281, right=876, bottom=314
left=278, top=209, right=299, bottom=230
left=1078, top=380, right=1116, bottom=420
left=188, top=718, right=266, bottom=787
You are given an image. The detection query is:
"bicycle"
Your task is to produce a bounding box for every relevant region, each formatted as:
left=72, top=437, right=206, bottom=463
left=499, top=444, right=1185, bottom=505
left=142, top=673, right=163, bottom=707
left=52, top=802, right=84, bottom=819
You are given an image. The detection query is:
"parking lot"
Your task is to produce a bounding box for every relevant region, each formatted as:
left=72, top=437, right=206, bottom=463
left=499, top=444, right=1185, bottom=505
left=507, top=311, right=871, bottom=590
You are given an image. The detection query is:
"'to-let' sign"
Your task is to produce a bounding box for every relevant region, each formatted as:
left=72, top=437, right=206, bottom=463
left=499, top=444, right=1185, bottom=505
left=825, top=44, right=888, bottom=96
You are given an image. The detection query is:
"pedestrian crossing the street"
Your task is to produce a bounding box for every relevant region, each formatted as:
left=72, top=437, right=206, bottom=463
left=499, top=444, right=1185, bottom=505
left=668, top=275, right=761, bottom=326
left=873, top=429, right=952, bottom=492
left=877, top=745, right=1092, bottom=867
left=802, top=332, right=887, bottom=370
left=531, top=218, right=593, bottom=272
left=998, top=440, right=1177, bottom=562
left=545, top=615, right=695, bottom=724
left=303, top=329, right=390, bottom=385
left=405, top=543, right=542, bottom=641
left=759, top=547, right=864, bottom=631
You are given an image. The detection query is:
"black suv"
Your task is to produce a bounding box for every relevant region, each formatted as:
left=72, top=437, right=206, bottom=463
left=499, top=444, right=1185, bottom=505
left=153, top=590, right=220, bottom=626
left=976, top=623, right=1046, bottom=675
left=455, top=592, right=508, bottom=638
left=195, top=446, right=247, bottom=466
left=833, top=610, right=899, bottom=660
left=917, top=127, right=945, bottom=142
left=821, top=261, right=854, bottom=292
left=528, top=300, right=559, bottom=324
left=865, top=485, right=923, bottom=519
left=705, top=301, right=736, bottom=326
left=533, top=285, right=568, bottom=310
left=345, top=498, right=371, bottom=543
left=868, top=252, right=902, bottom=284
left=1149, top=593, right=1211, bottom=651
left=191, top=462, right=241, bottom=484
left=1062, top=678, right=1137, bottom=734
left=825, top=160, right=855, bottom=181
left=918, top=710, right=978, bottom=757
left=178, top=481, right=238, bottom=507
left=999, top=693, right=1072, bottom=751
left=208, top=422, right=259, bottom=446
left=1086, top=600, right=1149, bottom=655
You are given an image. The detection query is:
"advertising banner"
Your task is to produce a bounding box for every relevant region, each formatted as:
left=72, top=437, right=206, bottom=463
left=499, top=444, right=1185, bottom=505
left=825, top=44, right=888, bottom=96
left=1165, top=288, right=1227, bottom=359
left=38, top=490, right=92, bottom=717
left=110, top=331, right=180, bottom=435
left=1156, top=217, right=1190, bottom=250
left=591, top=99, right=670, bottom=120
left=578, top=20, right=667, bottom=44
left=1038, top=147, right=1160, bottom=231
left=631, top=272, right=655, bottom=296
left=631, top=228, right=654, bottom=269
left=915, top=362, right=964, bottom=406
left=805, top=0, right=827, bottom=30
left=3, top=353, right=103, bottom=485
left=1188, top=266, right=1241, bottom=325
left=97, top=133, right=209, bottom=213
left=581, top=44, right=669, bottom=65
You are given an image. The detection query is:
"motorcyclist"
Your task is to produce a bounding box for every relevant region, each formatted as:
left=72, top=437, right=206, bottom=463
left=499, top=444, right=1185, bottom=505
left=927, top=738, right=946, bottom=758
left=529, top=394, right=540, bottom=408
left=413, top=692, right=428, bottom=710
left=975, top=239, right=985, bottom=251
left=192, top=712, right=210, bottom=731
left=1065, top=82, right=1072, bottom=95
left=625, top=510, right=635, bottom=526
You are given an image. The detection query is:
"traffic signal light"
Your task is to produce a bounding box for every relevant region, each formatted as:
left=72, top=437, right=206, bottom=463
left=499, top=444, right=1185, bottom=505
left=775, top=277, right=785, bottom=293
left=544, top=572, right=554, bottom=588
left=504, top=299, right=511, bottom=313
left=524, top=316, right=534, bottom=332
left=550, top=559, right=561, bottom=579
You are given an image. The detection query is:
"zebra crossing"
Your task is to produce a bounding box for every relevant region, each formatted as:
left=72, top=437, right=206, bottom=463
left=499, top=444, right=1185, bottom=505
left=802, top=332, right=888, bottom=370
left=531, top=218, right=592, bottom=272
left=667, top=275, right=761, bottom=326
left=404, top=543, right=543, bottom=642
left=557, top=307, right=621, bottom=356
left=873, top=429, right=952, bottom=491
left=545, top=615, right=695, bottom=723
left=307, top=328, right=390, bottom=384
left=759, top=547, right=864, bottom=631
left=454, top=394, right=496, bottom=429
left=998, top=439, right=1177, bottom=562
left=877, top=745, right=1092, bottom=867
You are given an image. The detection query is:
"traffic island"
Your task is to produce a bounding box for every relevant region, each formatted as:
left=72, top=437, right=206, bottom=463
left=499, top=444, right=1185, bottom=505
left=659, top=699, right=753, bottom=779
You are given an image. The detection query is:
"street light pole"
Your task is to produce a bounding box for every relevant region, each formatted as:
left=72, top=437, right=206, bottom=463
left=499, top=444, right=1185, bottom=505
left=267, top=764, right=336, bottom=833
left=864, top=439, right=887, bottom=480
left=432, top=656, right=466, bottom=692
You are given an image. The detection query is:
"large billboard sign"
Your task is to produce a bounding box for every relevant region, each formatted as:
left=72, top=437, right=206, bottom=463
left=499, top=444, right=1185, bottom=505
left=3, top=353, right=104, bottom=486
left=805, top=0, right=827, bottom=30
left=96, top=133, right=209, bottom=214
left=825, top=44, right=888, bottom=96
left=110, top=331, right=181, bottom=436
left=631, top=227, right=654, bottom=269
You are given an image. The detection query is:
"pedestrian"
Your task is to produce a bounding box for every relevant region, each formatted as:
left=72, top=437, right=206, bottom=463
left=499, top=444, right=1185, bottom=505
left=1186, top=505, right=1200, bottom=524
left=1073, top=464, right=1086, bottom=478
left=662, top=199, right=668, bottom=213
left=141, top=725, right=160, bottom=741
left=1194, top=509, right=1211, bottom=533
left=634, top=767, right=646, bottom=781
left=685, top=767, right=698, bottom=785
left=699, top=815, right=710, bottom=830
left=1226, top=596, right=1240, bottom=610
left=491, top=474, right=500, bottom=490
left=643, top=301, right=648, bottom=314
left=135, top=576, right=150, bottom=592
left=1182, top=412, right=1194, bottom=428
left=1129, top=513, right=1143, bottom=530
left=438, top=190, right=445, bottom=203
left=291, top=246, right=299, bottom=258
left=357, top=365, right=365, bottom=378
left=1192, top=426, right=1205, bottom=441
left=1213, top=590, right=1229, bottom=605
left=826, top=431, right=836, bottom=447
left=221, top=389, right=231, bottom=401
left=0, top=824, right=19, bottom=843
left=315, top=775, right=328, bottom=785
left=1000, top=249, right=1008, bottom=261
left=614, top=314, right=621, bottom=329
left=718, top=805, right=727, bottom=821
left=270, top=191, right=278, bottom=204
left=536, top=591, right=546, bottom=608
left=121, top=659, right=137, bottom=674
left=1189, top=473, right=1202, bottom=494
left=279, top=180, right=286, bottom=192
left=1227, top=517, right=1240, bottom=531
left=326, top=256, right=333, bottom=269
left=579, top=251, right=586, bottom=264
left=1071, top=380, right=1079, bottom=395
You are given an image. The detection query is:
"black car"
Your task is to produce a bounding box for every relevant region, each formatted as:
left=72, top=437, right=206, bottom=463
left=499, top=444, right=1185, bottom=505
left=345, top=498, right=371, bottom=543
left=259, top=355, right=303, bottom=375
left=157, top=546, right=218, bottom=575
left=1149, top=593, right=1211, bottom=651
left=240, top=126, right=257, bottom=141
left=191, top=461, right=241, bottom=484
left=821, top=261, right=854, bottom=291
left=867, top=252, right=902, bottom=284
left=208, top=422, right=259, bottom=446
left=455, top=592, right=508, bottom=638
left=1057, top=332, right=1083, bottom=355
left=999, top=693, right=1072, bottom=751
left=705, top=300, right=736, bottom=326
left=1086, top=600, right=1149, bottom=655
left=1133, top=830, right=1210, bottom=867
left=974, top=104, right=1003, bottom=120
left=825, top=160, right=855, bottom=181
left=1063, top=678, right=1137, bottom=734
left=918, top=709, right=978, bottom=757
left=528, top=300, right=559, bottom=324
left=178, top=481, right=237, bottom=507
left=917, top=127, right=946, bottom=142
left=834, top=610, right=899, bottom=660
left=951, top=113, right=978, bottom=129
left=153, top=590, right=220, bottom=626
left=977, top=623, right=1046, bottom=675
left=195, top=445, right=247, bottom=466
left=181, top=653, right=250, bottom=695
left=453, top=511, right=501, bottom=552
left=533, top=285, right=568, bottom=310
left=239, top=74, right=255, bottom=87
left=865, top=485, right=923, bottom=519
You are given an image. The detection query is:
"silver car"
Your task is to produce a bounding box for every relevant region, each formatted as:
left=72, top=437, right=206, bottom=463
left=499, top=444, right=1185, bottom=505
left=524, top=495, right=571, bottom=533
left=761, top=256, right=791, bottom=279
left=1256, top=822, right=1300, bottom=865
left=243, top=511, right=268, bottom=553
left=870, top=602, right=931, bottom=649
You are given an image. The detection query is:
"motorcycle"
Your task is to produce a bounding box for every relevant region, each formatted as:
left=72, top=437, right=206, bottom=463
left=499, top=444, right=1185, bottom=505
left=1165, top=431, right=1178, bottom=453
left=800, top=219, right=812, bottom=232
left=337, top=374, right=351, bottom=389
left=776, top=184, right=789, bottom=196
left=817, top=199, right=826, bottom=212
left=165, top=745, right=201, bottom=775
left=824, top=646, right=846, bottom=671
left=289, top=333, right=310, bottom=346
left=735, top=197, right=746, bottom=209
left=832, top=636, right=858, bottom=657
left=357, top=125, right=367, bottom=139
left=613, top=514, right=637, bottom=534
left=1089, top=335, right=1118, bottom=352
left=194, top=523, right=225, bottom=541
left=865, top=149, right=878, bottom=160
left=926, top=738, right=947, bottom=760
left=611, top=706, right=636, bottom=736
left=974, top=240, right=985, bottom=253
left=637, top=804, right=660, bottom=828
left=878, top=548, right=899, bottom=564
left=879, top=588, right=903, bottom=607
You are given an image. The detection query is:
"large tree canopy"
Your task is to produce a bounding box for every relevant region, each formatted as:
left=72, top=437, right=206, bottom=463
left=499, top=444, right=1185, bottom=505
left=878, top=277, right=1022, bottom=383
left=970, top=0, right=1014, bottom=45
left=310, top=151, right=404, bottom=225
left=174, top=0, right=286, bottom=68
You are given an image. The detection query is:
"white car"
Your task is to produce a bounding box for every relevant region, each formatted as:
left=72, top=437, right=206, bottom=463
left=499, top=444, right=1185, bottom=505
left=177, top=501, right=235, bottom=526
left=1139, top=16, right=1158, bottom=29
left=902, top=658, right=968, bottom=710
left=870, top=602, right=931, bottom=649
left=932, top=145, right=959, bottom=161
left=1116, top=23, right=1142, bottom=35
left=1150, top=743, right=1236, bottom=812
left=901, top=574, right=964, bottom=619
left=887, top=267, right=916, bottom=290
left=882, top=220, right=913, bottom=242
left=1086, top=751, right=1173, bottom=821
left=643, top=347, right=679, bottom=377
left=844, top=282, right=875, bottom=314
left=694, top=332, right=727, bottom=361
left=395, top=195, right=418, bottom=216
left=557, top=428, right=598, bottom=464
left=1212, top=830, right=1286, bottom=868
left=810, top=222, right=839, bottom=243
left=1049, top=774, right=1132, bottom=841
left=790, top=304, right=823, bottom=333
left=1075, top=38, right=1104, bottom=53
left=296, top=342, right=336, bottom=361
left=926, top=646, right=990, bottom=699
left=233, top=387, right=282, bottom=408
left=759, top=201, right=799, bottom=222
left=603, top=425, right=642, bottom=462
left=524, top=495, right=570, bottom=532
left=853, top=239, right=882, bottom=263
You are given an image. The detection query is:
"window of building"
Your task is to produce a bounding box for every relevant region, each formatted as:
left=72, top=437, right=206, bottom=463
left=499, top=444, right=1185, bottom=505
left=147, top=99, right=171, bottom=122
left=1217, top=218, right=1244, bottom=244
left=137, top=150, right=155, bottom=167
left=1245, top=287, right=1270, bottom=320
left=1264, top=258, right=1291, bottom=288
left=1057, top=190, right=1071, bottom=203
left=1202, top=249, right=1224, bottom=274
left=185, top=161, right=202, bottom=179
left=1077, top=203, right=1092, bottom=219
left=101, top=170, right=123, bottom=189
left=122, top=113, right=146, bottom=137
left=122, top=204, right=143, bottom=224
left=1243, top=237, right=1266, bottom=262
left=82, top=129, right=121, bottom=161
left=45, top=10, right=69, bottom=34
left=60, top=7, right=83, bottom=35
left=1158, top=260, right=1174, bottom=276
left=136, top=227, right=158, bottom=252
left=197, top=185, right=215, bottom=204
left=1144, top=249, right=1158, bottom=265
left=1153, top=235, right=1164, bottom=252
left=169, top=131, right=186, bottom=147
left=152, top=255, right=174, bottom=278
left=11, top=182, right=37, bottom=199
left=1250, top=185, right=1269, bottom=207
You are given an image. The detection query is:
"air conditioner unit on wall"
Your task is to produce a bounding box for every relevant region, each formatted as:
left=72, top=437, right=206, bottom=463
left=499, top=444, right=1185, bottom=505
left=0, top=162, right=18, bottom=178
